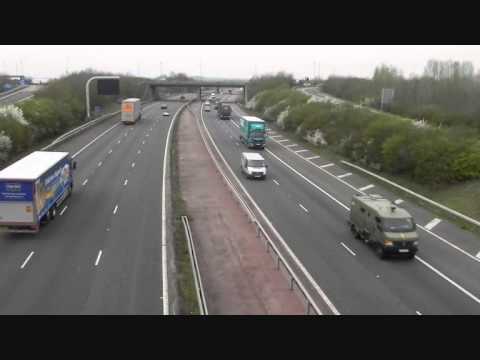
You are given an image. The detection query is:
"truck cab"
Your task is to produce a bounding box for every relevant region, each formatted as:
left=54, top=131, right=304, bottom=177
left=349, top=194, right=419, bottom=259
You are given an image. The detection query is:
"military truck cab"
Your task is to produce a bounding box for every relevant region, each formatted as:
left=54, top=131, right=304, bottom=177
left=348, top=194, right=419, bottom=259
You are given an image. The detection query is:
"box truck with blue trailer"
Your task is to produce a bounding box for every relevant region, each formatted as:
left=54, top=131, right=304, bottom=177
left=239, top=116, right=266, bottom=149
left=0, top=151, right=76, bottom=233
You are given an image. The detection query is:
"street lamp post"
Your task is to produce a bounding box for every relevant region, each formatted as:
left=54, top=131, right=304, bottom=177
left=85, top=76, right=120, bottom=120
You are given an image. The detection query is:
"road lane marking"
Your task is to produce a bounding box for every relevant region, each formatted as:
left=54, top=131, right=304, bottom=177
left=415, top=255, right=480, bottom=305
left=278, top=139, right=289, bottom=143
left=340, top=242, right=356, bottom=256
left=359, top=184, right=375, bottom=192
left=20, top=251, right=34, bottom=269
left=124, top=179, right=128, bottom=186
left=146, top=134, right=150, bottom=137
left=306, top=156, right=321, bottom=161
left=60, top=206, right=68, bottom=216
left=124, top=132, right=128, bottom=137
left=131, top=162, right=135, bottom=168
left=108, top=149, right=113, bottom=154
left=82, top=179, right=88, bottom=186
left=298, top=204, right=309, bottom=213
left=295, top=149, right=309, bottom=153
left=137, top=150, right=141, bottom=154
left=416, top=311, right=422, bottom=315
left=231, top=121, right=239, bottom=128
left=95, top=250, right=103, bottom=267
left=394, top=199, right=404, bottom=205
left=118, top=140, right=121, bottom=144
left=113, top=205, right=118, bottom=215
left=286, top=144, right=299, bottom=148
left=142, top=140, right=145, bottom=145
left=320, top=163, right=335, bottom=169
left=97, top=161, right=102, bottom=167
left=338, top=173, right=353, bottom=179
left=476, top=252, right=480, bottom=259
left=72, top=123, right=120, bottom=158
left=271, top=135, right=283, bottom=139
left=425, top=218, right=442, bottom=231
left=273, top=180, right=280, bottom=186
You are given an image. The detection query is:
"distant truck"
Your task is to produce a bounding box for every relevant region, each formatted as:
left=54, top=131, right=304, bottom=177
left=348, top=194, right=419, bottom=259
left=204, top=104, right=211, bottom=112
left=0, top=151, right=76, bottom=233
left=217, top=104, right=232, bottom=120
left=239, top=116, right=266, bottom=149
left=121, top=98, right=142, bottom=124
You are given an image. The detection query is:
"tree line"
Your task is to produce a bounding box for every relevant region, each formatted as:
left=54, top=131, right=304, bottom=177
left=0, top=70, right=147, bottom=168
left=323, top=60, right=480, bottom=129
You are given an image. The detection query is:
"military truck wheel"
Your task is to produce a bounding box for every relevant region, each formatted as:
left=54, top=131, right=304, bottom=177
left=375, top=245, right=386, bottom=259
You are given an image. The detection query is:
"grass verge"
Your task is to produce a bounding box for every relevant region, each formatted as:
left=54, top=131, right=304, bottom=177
left=170, top=108, right=201, bottom=315
left=239, top=104, right=480, bottom=239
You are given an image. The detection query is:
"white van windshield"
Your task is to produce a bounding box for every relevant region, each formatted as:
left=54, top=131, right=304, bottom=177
left=248, top=160, right=264, bottom=168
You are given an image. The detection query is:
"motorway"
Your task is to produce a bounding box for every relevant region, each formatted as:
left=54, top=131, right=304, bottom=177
left=0, top=85, right=43, bottom=106
left=197, top=96, right=480, bottom=315
left=0, top=101, right=182, bottom=314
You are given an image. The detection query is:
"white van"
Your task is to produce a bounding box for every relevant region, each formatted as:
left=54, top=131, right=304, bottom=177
left=241, top=152, right=267, bottom=179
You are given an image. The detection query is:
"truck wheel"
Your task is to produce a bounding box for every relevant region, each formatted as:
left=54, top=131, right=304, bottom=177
left=50, top=206, right=57, bottom=220
left=407, top=253, right=416, bottom=260
left=376, top=245, right=386, bottom=259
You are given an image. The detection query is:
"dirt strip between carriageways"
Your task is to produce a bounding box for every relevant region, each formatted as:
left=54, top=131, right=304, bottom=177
left=176, top=107, right=304, bottom=314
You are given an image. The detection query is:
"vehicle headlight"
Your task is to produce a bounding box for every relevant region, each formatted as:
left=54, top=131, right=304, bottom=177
left=384, top=240, right=394, bottom=246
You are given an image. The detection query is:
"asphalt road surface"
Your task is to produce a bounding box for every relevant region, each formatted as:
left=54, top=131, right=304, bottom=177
left=0, top=101, right=181, bottom=314
left=197, top=96, right=480, bottom=315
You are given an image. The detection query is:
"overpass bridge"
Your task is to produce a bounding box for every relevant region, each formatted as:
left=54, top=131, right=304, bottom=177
left=146, top=81, right=248, bottom=103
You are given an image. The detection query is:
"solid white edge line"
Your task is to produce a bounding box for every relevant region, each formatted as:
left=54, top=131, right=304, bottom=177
left=340, top=242, right=356, bottom=256
left=162, top=103, right=185, bottom=315
left=72, top=123, right=120, bottom=158
left=206, top=103, right=339, bottom=315
left=95, top=250, right=103, bottom=267
left=235, top=105, right=480, bottom=301
left=268, top=131, right=480, bottom=264
left=20, top=251, right=34, bottom=269
left=415, top=255, right=480, bottom=305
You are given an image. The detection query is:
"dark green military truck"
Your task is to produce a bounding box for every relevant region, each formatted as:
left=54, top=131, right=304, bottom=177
left=348, top=194, right=419, bottom=259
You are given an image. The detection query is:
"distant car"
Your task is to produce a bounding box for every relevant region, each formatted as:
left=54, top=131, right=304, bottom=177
left=163, top=112, right=170, bottom=116
left=161, top=104, right=168, bottom=109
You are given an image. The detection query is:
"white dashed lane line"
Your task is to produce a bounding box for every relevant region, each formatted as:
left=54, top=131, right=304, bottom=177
left=295, top=149, right=309, bottom=153
left=394, top=199, right=404, bottom=205
left=20, top=251, right=34, bottom=269
left=278, top=139, right=289, bottom=143
left=124, top=179, right=128, bottom=186
left=82, top=179, right=88, bottom=186
left=340, top=242, right=356, bottom=256
left=338, top=173, right=352, bottom=179
left=298, top=204, right=309, bottom=213
left=97, top=161, right=102, bottom=167
left=60, top=206, right=68, bottom=216
left=113, top=205, right=118, bottom=215
left=108, top=149, right=113, bottom=154
left=95, top=250, right=103, bottom=267
left=416, top=311, right=422, bottom=315
left=273, top=180, right=280, bottom=186
left=131, top=162, right=135, bottom=168
left=306, top=156, right=321, bottom=161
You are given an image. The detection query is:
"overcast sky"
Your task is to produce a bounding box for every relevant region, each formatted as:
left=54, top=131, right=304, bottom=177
left=1, top=45, right=480, bottom=80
